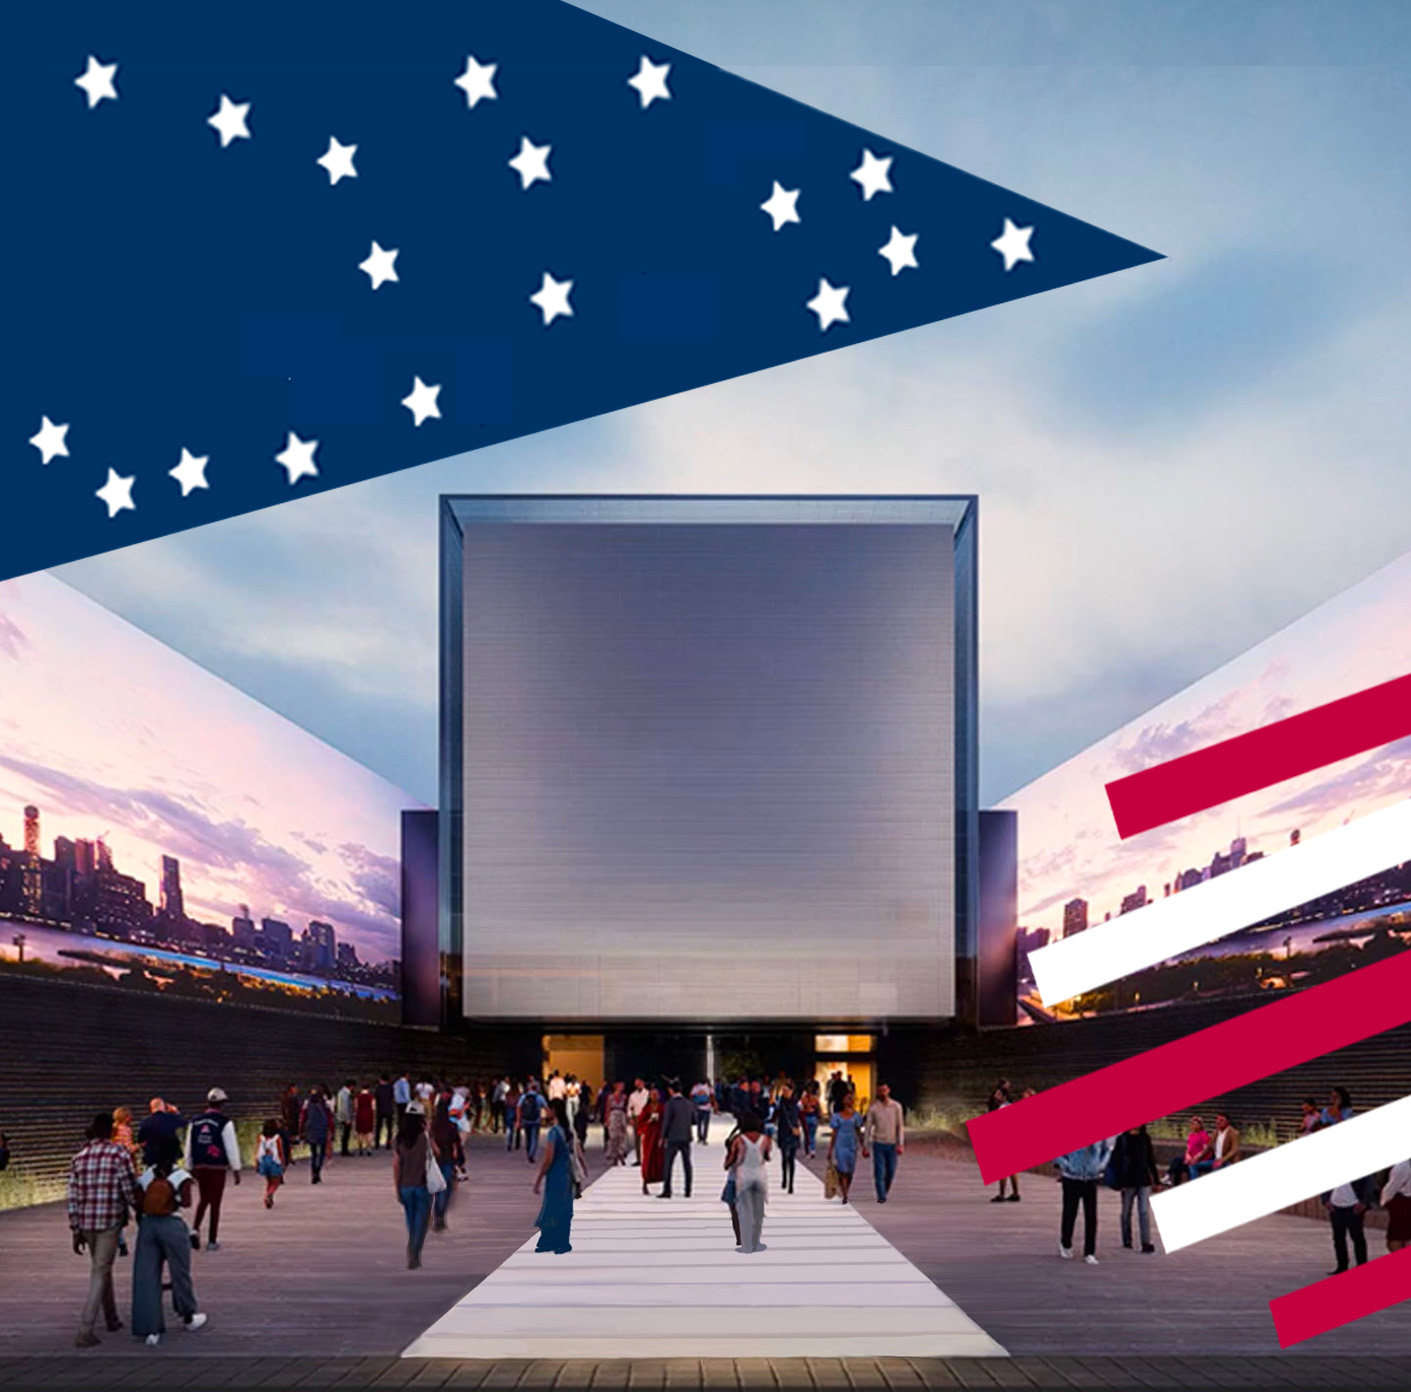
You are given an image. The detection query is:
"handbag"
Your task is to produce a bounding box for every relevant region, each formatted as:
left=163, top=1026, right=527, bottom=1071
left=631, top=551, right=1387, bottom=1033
left=823, top=1158, right=840, bottom=1199
left=425, top=1148, right=447, bottom=1194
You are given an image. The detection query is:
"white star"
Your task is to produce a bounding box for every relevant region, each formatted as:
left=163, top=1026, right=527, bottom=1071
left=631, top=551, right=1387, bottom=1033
left=991, top=217, right=1036, bottom=271
left=29, top=416, right=70, bottom=465
left=208, top=94, right=251, bottom=148
left=453, top=54, right=498, bottom=109
left=275, top=431, right=319, bottom=485
left=401, top=376, right=442, bottom=427
left=95, top=468, right=135, bottom=518
left=169, top=447, right=209, bottom=497
left=879, top=226, right=919, bottom=276
left=627, top=55, right=671, bottom=109
left=806, top=278, right=850, bottom=332
left=74, top=56, right=118, bottom=109
left=530, top=271, right=574, bottom=326
left=317, top=136, right=358, bottom=185
left=359, top=241, right=399, bottom=290
left=850, top=148, right=893, bottom=201
left=508, top=136, right=552, bottom=190
left=760, top=181, right=801, bottom=232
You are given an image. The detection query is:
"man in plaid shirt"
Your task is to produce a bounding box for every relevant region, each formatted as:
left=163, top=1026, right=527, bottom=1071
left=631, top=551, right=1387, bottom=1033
left=67, top=1112, right=140, bottom=1347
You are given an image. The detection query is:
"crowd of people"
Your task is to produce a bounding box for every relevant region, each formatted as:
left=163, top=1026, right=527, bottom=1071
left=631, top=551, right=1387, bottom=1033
left=983, top=1077, right=1411, bottom=1274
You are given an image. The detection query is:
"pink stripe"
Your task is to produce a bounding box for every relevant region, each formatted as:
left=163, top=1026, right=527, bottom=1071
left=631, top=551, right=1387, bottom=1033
left=1270, top=1248, right=1411, bottom=1347
left=967, top=949, right=1411, bottom=1184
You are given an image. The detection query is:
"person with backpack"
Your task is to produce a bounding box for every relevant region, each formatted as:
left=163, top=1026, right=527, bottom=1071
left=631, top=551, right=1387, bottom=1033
left=299, top=1087, right=333, bottom=1185
left=131, top=1136, right=207, bottom=1345
left=255, top=1120, right=286, bottom=1209
left=519, top=1079, right=545, bottom=1164
left=184, top=1088, right=242, bottom=1252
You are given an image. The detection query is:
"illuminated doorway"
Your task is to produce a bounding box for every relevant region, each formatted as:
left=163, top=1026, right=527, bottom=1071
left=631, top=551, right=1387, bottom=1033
left=814, top=1035, right=875, bottom=1112
left=543, top=1034, right=605, bottom=1086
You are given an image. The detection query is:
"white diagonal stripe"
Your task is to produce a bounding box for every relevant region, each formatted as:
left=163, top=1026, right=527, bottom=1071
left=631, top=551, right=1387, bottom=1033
left=1030, top=797, right=1411, bottom=1005
left=1151, top=1095, right=1411, bottom=1252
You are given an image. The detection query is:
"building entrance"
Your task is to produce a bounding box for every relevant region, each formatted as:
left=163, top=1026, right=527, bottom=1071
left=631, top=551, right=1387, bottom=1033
left=813, top=1034, right=875, bottom=1111
left=543, top=1033, right=604, bottom=1088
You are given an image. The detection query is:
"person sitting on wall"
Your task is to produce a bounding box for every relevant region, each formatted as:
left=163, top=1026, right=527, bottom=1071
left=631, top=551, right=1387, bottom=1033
left=1190, top=1113, right=1239, bottom=1179
left=1165, top=1116, right=1210, bottom=1187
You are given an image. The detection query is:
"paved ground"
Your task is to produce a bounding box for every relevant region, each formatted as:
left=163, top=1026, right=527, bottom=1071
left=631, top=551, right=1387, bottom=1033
left=4, top=1127, right=1411, bottom=1381
left=407, top=1120, right=1001, bottom=1360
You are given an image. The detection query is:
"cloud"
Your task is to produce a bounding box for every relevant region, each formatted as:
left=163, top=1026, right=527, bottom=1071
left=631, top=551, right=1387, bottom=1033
left=0, top=610, right=29, bottom=661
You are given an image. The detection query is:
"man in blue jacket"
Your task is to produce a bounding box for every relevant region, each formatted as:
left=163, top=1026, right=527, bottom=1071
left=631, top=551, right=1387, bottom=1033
left=1054, top=1137, right=1115, bottom=1265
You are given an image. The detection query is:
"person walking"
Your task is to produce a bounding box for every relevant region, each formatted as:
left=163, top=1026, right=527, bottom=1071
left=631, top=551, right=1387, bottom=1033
left=335, top=1080, right=355, bottom=1158
left=988, top=1086, right=1020, bottom=1202
left=491, top=1076, right=509, bottom=1135
left=1055, top=1137, right=1114, bottom=1265
left=826, top=1071, right=848, bottom=1116
left=394, top=1071, right=412, bottom=1130
left=799, top=1084, right=821, bottom=1158
left=605, top=1082, right=629, bottom=1166
left=827, top=1093, right=863, bottom=1204
left=691, top=1079, right=713, bottom=1144
left=574, top=1081, right=594, bottom=1151
left=374, top=1073, right=396, bottom=1150
left=1381, top=1158, right=1411, bottom=1253
left=392, top=1111, right=433, bottom=1270
left=355, top=1084, right=376, bottom=1155
left=774, top=1083, right=802, bottom=1195
left=1111, top=1124, right=1159, bottom=1253
left=111, top=1106, right=140, bottom=1258
left=659, top=1079, right=694, bottom=1199
left=519, top=1079, right=545, bottom=1164
left=532, top=1098, right=579, bottom=1254
left=279, top=1084, right=302, bottom=1168
left=727, top=1113, right=772, bottom=1253
left=863, top=1083, right=905, bottom=1205
left=185, top=1088, right=241, bottom=1252
left=136, top=1097, right=185, bottom=1168
left=300, top=1087, right=333, bottom=1185
left=627, top=1078, right=649, bottom=1167
left=638, top=1087, right=665, bottom=1195
left=255, top=1120, right=286, bottom=1209
left=1324, top=1172, right=1377, bottom=1273
left=504, top=1079, right=523, bottom=1153
left=67, top=1112, right=139, bottom=1347
left=131, top=1136, right=207, bottom=1345
left=430, top=1089, right=459, bottom=1231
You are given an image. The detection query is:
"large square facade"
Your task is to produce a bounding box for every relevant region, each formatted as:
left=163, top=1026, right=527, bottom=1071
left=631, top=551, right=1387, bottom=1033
left=440, top=496, right=978, bottom=1026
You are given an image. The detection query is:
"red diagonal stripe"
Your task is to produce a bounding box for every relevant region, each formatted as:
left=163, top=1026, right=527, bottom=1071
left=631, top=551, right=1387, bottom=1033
left=1105, top=670, right=1411, bottom=839
left=967, top=948, right=1411, bottom=1184
left=1270, top=1247, right=1411, bottom=1347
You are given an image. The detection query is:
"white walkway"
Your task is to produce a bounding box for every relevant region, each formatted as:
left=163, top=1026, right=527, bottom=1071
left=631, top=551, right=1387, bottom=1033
left=404, top=1121, right=1006, bottom=1360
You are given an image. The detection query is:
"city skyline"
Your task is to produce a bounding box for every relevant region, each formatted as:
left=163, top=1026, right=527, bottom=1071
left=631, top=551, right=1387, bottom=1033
left=0, top=572, right=419, bottom=972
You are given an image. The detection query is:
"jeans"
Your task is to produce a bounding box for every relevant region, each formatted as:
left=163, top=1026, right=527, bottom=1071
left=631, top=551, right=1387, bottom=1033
left=77, top=1226, right=121, bottom=1335
left=1330, top=1204, right=1368, bottom=1270
left=1120, top=1186, right=1152, bottom=1247
left=375, top=1112, right=394, bottom=1149
left=338, top=1122, right=352, bottom=1156
left=192, top=1167, right=227, bottom=1243
left=399, top=1185, right=431, bottom=1260
left=736, top=1181, right=767, bottom=1252
left=695, top=1109, right=711, bottom=1144
left=872, top=1143, right=898, bottom=1202
left=507, top=1123, right=521, bottom=1151
left=1189, top=1159, right=1214, bottom=1180
left=433, top=1159, right=456, bottom=1222
left=308, top=1138, right=327, bottom=1182
left=803, top=1114, right=818, bottom=1155
left=523, top=1123, right=540, bottom=1162
left=662, top=1141, right=693, bottom=1197
left=1060, top=1178, right=1099, bottom=1257
left=131, top=1215, right=198, bottom=1336
left=779, top=1141, right=798, bottom=1193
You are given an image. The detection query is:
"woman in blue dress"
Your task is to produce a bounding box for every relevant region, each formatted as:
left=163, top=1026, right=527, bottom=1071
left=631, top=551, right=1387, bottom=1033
left=532, top=1098, right=577, bottom=1254
left=827, top=1093, right=863, bottom=1205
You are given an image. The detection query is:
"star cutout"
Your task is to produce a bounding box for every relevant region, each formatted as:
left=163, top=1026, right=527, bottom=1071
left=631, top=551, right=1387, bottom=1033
left=991, top=217, right=1036, bottom=271
left=760, top=181, right=801, bottom=232
left=879, top=226, right=919, bottom=276
left=74, top=56, right=118, bottom=109
left=454, top=54, right=498, bottom=109
left=806, top=278, right=850, bottom=332
left=508, top=136, right=552, bottom=190
left=850, top=149, right=893, bottom=201
left=95, top=468, right=135, bottom=518
left=208, top=94, right=251, bottom=148
left=627, top=55, right=671, bottom=109
left=275, top=431, right=319, bottom=486
left=359, top=241, right=399, bottom=290
left=169, top=447, right=209, bottom=497
left=317, top=136, right=358, bottom=185
left=29, top=416, right=70, bottom=465
left=530, top=271, right=574, bottom=326
left=401, top=375, right=443, bottom=427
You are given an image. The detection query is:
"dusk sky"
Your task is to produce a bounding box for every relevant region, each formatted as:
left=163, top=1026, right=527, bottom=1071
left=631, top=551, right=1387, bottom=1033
left=1002, top=548, right=1411, bottom=935
left=43, top=1, right=1411, bottom=818
left=0, top=573, right=417, bottom=964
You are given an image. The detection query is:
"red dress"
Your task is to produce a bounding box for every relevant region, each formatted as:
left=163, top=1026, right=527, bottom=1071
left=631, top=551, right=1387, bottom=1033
left=354, top=1091, right=375, bottom=1132
left=638, top=1104, right=664, bottom=1184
